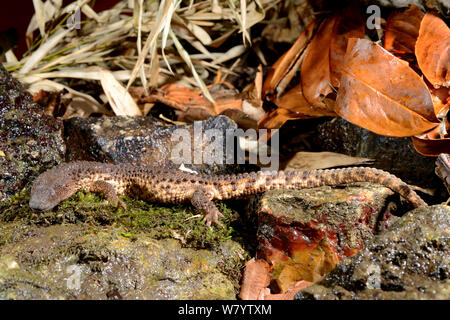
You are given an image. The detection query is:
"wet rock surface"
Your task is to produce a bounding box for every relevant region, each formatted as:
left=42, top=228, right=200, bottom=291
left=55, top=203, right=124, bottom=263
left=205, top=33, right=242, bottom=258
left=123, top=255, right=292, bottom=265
left=64, top=115, right=250, bottom=175
left=294, top=205, right=450, bottom=300
left=314, top=118, right=441, bottom=190
left=0, top=64, right=64, bottom=200
left=0, top=224, right=245, bottom=299
left=0, top=191, right=247, bottom=299
left=254, top=183, right=402, bottom=293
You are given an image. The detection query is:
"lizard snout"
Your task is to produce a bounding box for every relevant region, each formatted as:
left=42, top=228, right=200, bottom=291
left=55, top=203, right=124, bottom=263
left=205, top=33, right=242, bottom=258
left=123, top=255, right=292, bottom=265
left=29, top=187, right=57, bottom=212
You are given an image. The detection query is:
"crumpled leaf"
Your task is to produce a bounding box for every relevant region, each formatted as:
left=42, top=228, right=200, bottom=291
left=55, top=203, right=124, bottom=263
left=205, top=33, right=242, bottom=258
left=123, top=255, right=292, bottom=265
left=242, top=64, right=264, bottom=108
left=273, top=84, right=336, bottom=117
left=430, top=86, right=450, bottom=117
left=129, top=83, right=242, bottom=118
left=28, top=78, right=110, bottom=118
left=384, top=5, right=423, bottom=54
left=258, top=108, right=302, bottom=130
left=329, top=7, right=365, bottom=87
left=412, top=134, right=450, bottom=156
left=336, top=38, right=438, bottom=137
left=262, top=19, right=317, bottom=99
left=415, top=12, right=450, bottom=88
left=300, top=16, right=336, bottom=107
left=300, top=7, right=364, bottom=106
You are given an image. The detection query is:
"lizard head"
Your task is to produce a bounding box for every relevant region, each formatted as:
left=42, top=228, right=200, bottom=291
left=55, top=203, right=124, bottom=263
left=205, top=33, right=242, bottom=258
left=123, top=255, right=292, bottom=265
left=29, top=163, right=78, bottom=212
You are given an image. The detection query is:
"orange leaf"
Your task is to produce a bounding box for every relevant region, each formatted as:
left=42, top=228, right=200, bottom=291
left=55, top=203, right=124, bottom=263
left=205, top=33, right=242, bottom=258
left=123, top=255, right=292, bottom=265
left=300, top=16, right=337, bottom=107
left=130, top=84, right=243, bottom=119
left=263, top=280, right=316, bottom=300
left=274, top=84, right=337, bottom=117
left=329, top=7, right=365, bottom=87
left=238, top=258, right=271, bottom=300
left=412, top=134, right=450, bottom=156
left=430, top=86, right=450, bottom=117
left=335, top=38, right=438, bottom=137
left=384, top=5, right=424, bottom=54
left=258, top=108, right=304, bottom=130
left=262, top=20, right=317, bottom=99
left=301, top=7, right=365, bottom=106
left=415, top=12, right=450, bottom=88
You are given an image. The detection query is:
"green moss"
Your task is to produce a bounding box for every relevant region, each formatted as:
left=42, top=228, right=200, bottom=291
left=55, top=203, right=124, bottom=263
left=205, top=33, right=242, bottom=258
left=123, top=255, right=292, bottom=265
left=0, top=189, right=241, bottom=249
left=0, top=189, right=31, bottom=220
left=113, top=196, right=239, bottom=248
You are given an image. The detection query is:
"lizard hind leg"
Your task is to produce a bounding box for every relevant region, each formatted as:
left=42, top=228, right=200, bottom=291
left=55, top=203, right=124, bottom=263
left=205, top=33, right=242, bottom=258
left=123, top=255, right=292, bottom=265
left=88, top=180, right=127, bottom=210
left=191, top=189, right=224, bottom=227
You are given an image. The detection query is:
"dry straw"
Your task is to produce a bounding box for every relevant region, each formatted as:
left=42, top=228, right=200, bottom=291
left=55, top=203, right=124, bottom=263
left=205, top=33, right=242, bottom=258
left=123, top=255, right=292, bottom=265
left=5, top=0, right=273, bottom=117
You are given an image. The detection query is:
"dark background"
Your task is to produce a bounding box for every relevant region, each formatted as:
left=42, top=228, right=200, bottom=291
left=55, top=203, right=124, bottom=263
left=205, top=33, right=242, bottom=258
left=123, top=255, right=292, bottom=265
left=0, top=0, right=121, bottom=58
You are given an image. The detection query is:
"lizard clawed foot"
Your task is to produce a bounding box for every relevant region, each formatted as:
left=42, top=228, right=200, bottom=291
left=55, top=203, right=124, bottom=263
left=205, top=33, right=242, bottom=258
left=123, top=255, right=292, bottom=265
left=202, top=210, right=224, bottom=227
left=191, top=189, right=224, bottom=227
left=88, top=180, right=126, bottom=210
left=117, top=198, right=127, bottom=211
left=107, top=197, right=127, bottom=211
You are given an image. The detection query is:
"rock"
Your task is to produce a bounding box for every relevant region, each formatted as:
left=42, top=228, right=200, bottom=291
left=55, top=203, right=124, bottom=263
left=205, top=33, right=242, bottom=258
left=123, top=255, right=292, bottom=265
left=64, top=115, right=250, bottom=175
left=295, top=205, right=450, bottom=300
left=0, top=192, right=247, bottom=300
left=254, top=183, right=401, bottom=293
left=314, top=118, right=441, bottom=191
left=0, top=64, right=64, bottom=200
left=0, top=225, right=245, bottom=299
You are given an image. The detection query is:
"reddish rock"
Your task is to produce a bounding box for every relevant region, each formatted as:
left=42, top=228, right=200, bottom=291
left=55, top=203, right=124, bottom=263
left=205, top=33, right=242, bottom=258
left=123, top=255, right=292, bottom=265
left=255, top=183, right=401, bottom=293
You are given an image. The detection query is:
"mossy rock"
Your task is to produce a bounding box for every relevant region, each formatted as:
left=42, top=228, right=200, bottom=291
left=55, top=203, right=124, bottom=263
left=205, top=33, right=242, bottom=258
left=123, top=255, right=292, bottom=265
left=0, top=189, right=250, bottom=299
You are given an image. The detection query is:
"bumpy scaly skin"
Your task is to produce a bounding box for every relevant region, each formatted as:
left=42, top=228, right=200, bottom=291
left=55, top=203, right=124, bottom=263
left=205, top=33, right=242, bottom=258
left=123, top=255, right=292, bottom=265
left=29, top=161, right=427, bottom=226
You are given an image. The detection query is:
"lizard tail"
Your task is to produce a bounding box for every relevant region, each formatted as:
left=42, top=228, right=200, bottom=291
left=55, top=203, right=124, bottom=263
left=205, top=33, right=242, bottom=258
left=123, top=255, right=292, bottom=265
left=231, top=167, right=427, bottom=207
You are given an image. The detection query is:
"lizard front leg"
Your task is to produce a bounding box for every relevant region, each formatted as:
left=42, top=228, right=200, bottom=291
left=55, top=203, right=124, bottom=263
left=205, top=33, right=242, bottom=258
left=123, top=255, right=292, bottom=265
left=191, top=189, right=224, bottom=227
left=88, top=180, right=127, bottom=210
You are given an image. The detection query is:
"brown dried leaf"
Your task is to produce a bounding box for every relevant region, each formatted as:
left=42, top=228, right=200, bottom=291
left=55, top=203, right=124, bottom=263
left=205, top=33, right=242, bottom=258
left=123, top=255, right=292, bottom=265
left=130, top=84, right=243, bottom=121
left=336, top=38, right=438, bottom=137
left=329, top=8, right=365, bottom=87
left=33, top=89, right=69, bottom=118
left=242, top=64, right=264, bottom=108
left=384, top=5, right=424, bottom=54
left=274, top=84, right=337, bottom=117
left=263, top=280, right=316, bottom=300
left=258, top=108, right=303, bottom=130
left=430, top=86, right=450, bottom=117
left=300, top=16, right=336, bottom=107
left=412, top=134, right=450, bottom=156
left=301, top=7, right=365, bottom=106
left=219, top=109, right=258, bottom=130
left=283, top=151, right=374, bottom=171
left=262, top=20, right=317, bottom=99
left=415, top=12, right=450, bottom=88
left=238, top=258, right=271, bottom=300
